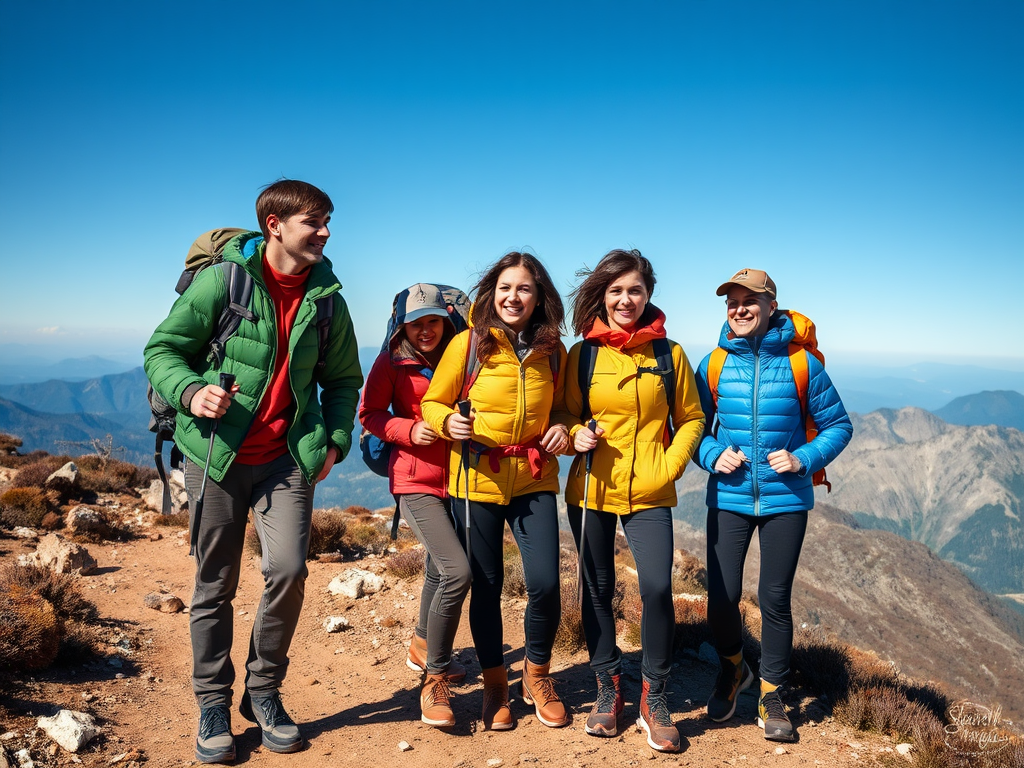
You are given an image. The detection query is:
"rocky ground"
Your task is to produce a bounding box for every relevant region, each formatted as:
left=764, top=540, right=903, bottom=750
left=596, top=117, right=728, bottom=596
left=0, top=520, right=911, bottom=768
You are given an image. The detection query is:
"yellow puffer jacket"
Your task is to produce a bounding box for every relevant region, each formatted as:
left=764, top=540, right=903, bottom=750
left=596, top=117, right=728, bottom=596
left=421, top=328, right=569, bottom=504
left=564, top=333, right=705, bottom=515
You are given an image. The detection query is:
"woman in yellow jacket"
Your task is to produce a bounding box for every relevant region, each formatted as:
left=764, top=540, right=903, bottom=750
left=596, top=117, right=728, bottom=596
left=565, top=249, right=704, bottom=753
left=421, top=251, right=571, bottom=732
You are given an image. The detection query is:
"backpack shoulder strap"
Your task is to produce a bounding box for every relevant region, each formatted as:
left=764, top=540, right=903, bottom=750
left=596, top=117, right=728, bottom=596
left=313, top=294, right=335, bottom=376
left=707, top=347, right=729, bottom=405
left=208, top=262, right=255, bottom=367
left=788, top=343, right=810, bottom=420
left=651, top=338, right=676, bottom=440
left=578, top=339, right=599, bottom=422
left=460, top=331, right=481, bottom=402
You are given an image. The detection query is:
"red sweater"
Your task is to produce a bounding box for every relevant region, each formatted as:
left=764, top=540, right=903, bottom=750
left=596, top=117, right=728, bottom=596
left=236, top=261, right=309, bottom=465
left=358, top=350, right=449, bottom=497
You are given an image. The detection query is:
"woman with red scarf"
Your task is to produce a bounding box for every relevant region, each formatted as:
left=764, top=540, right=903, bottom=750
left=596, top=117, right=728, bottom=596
left=564, top=249, right=704, bottom=753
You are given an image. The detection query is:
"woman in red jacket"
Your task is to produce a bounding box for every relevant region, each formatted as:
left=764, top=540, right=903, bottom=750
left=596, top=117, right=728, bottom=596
left=358, top=283, right=471, bottom=729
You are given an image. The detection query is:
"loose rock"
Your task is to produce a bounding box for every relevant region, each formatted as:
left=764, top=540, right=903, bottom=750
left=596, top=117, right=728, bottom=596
left=487, top=759, right=504, bottom=768
left=323, top=616, right=351, bottom=633
left=398, top=741, right=412, bottom=752
left=775, top=746, right=788, bottom=755
left=698, top=641, right=719, bottom=666
left=20, top=534, right=97, bottom=575
left=328, top=568, right=384, bottom=599
left=65, top=506, right=112, bottom=540
left=37, top=709, right=100, bottom=753
left=143, top=469, right=187, bottom=515
left=143, top=592, right=185, bottom=613
left=12, top=527, right=38, bottom=539
left=895, top=743, right=913, bottom=758
left=46, top=461, right=79, bottom=490
left=15, top=750, right=33, bottom=768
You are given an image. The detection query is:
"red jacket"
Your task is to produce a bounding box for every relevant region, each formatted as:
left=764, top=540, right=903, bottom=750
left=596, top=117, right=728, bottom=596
left=359, top=350, right=449, bottom=497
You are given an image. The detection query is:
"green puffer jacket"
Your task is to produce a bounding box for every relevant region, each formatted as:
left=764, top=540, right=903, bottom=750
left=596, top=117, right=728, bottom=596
left=143, top=232, right=363, bottom=484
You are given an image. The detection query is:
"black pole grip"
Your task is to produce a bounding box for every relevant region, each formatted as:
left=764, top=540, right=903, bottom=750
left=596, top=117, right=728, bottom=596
left=219, top=373, right=236, bottom=391
left=585, top=419, right=597, bottom=472
left=457, top=400, right=471, bottom=419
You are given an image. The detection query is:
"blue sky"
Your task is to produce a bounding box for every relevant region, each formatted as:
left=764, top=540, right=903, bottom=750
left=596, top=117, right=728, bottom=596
left=1, top=1, right=1022, bottom=370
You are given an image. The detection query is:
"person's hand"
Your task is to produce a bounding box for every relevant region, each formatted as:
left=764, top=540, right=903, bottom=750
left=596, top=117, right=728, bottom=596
left=445, top=411, right=474, bottom=441
left=316, top=446, right=339, bottom=482
left=573, top=423, right=605, bottom=453
left=411, top=420, right=439, bottom=446
left=189, top=383, right=239, bottom=418
left=767, top=450, right=802, bottom=474
left=540, top=425, right=570, bottom=455
left=714, top=447, right=748, bottom=474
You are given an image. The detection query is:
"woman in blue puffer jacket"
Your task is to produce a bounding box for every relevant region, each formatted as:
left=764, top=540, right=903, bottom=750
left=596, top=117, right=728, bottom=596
left=694, top=268, right=852, bottom=744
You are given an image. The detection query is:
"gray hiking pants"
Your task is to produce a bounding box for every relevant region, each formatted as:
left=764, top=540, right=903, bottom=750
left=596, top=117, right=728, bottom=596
left=400, top=493, right=471, bottom=674
left=184, top=452, right=313, bottom=707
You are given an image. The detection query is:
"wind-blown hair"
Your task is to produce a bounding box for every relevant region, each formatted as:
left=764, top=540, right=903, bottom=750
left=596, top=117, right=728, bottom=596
left=470, top=251, right=565, bottom=360
left=569, top=249, right=657, bottom=336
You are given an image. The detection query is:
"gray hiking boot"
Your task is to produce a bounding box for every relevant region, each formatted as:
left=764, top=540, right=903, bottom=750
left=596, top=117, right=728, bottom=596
left=195, top=704, right=235, bottom=764
left=707, top=656, right=754, bottom=722
left=240, top=690, right=303, bottom=753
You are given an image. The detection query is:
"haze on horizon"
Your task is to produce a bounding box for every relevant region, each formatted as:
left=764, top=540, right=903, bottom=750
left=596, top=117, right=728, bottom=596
left=1, top=1, right=1021, bottom=369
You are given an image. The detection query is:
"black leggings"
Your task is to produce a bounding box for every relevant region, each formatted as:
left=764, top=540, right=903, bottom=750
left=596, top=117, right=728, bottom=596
left=568, top=505, right=676, bottom=682
left=459, top=492, right=561, bottom=671
left=706, top=507, right=807, bottom=685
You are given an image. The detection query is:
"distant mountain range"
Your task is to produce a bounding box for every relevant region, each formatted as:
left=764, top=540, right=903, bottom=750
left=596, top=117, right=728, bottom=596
left=933, top=389, right=1024, bottom=431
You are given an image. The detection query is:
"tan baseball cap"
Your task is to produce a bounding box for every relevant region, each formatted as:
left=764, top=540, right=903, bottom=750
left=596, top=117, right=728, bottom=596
left=716, top=268, right=777, bottom=298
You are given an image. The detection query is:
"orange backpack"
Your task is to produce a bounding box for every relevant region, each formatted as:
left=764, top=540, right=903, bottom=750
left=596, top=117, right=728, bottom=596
left=706, top=310, right=831, bottom=492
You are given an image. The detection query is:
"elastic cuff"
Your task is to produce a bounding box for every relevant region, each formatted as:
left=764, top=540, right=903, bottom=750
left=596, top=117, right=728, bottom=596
left=180, top=382, right=205, bottom=412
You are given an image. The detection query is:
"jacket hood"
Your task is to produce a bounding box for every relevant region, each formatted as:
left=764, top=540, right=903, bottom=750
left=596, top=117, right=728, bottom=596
left=584, top=306, right=667, bottom=350
left=716, top=311, right=795, bottom=357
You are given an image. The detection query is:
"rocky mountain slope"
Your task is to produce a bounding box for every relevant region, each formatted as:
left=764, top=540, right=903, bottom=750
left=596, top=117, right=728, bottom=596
left=933, top=389, right=1024, bottom=431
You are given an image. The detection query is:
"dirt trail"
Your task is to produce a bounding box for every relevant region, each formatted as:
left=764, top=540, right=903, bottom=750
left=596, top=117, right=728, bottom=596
left=2, top=531, right=899, bottom=767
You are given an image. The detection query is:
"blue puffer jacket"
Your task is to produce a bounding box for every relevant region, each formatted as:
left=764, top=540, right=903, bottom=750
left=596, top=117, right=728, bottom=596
left=694, top=313, right=852, bottom=516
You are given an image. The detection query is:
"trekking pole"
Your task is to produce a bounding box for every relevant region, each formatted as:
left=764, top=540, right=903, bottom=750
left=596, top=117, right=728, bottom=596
left=190, top=372, right=235, bottom=556
left=457, top=399, right=473, bottom=565
left=576, top=418, right=598, bottom=608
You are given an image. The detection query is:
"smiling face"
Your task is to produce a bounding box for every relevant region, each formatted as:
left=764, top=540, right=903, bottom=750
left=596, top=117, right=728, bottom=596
left=265, top=210, right=331, bottom=273
left=726, top=285, right=777, bottom=338
left=405, top=315, right=445, bottom=355
left=493, top=265, right=538, bottom=333
left=603, top=269, right=650, bottom=333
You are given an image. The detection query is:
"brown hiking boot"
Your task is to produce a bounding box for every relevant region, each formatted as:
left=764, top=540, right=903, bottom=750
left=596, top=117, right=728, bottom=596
left=521, top=659, right=569, bottom=728
left=585, top=669, right=623, bottom=737
left=420, top=672, right=455, bottom=727
left=406, top=633, right=467, bottom=683
left=480, top=666, right=514, bottom=731
left=637, top=676, right=681, bottom=752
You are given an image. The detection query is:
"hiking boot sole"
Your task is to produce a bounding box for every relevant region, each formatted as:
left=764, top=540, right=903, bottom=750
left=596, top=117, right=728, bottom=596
left=421, top=712, right=456, bottom=728
left=758, top=717, right=798, bottom=743
left=707, top=663, right=755, bottom=723
left=195, top=740, right=235, bottom=764
left=635, top=716, right=682, bottom=753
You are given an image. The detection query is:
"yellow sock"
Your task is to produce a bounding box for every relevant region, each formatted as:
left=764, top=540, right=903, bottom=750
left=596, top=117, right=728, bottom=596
left=725, top=651, right=744, bottom=667
left=761, top=679, right=779, bottom=695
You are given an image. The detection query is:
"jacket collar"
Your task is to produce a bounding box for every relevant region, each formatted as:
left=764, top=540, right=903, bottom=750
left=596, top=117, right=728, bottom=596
left=584, top=307, right=667, bottom=351
left=717, top=312, right=794, bottom=357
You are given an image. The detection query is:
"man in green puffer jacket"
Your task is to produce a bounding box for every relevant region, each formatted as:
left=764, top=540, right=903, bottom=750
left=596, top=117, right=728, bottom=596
left=144, top=180, right=362, bottom=763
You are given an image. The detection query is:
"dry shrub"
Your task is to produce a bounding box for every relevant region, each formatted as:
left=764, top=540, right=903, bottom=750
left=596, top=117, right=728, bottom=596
left=245, top=522, right=262, bottom=557
left=341, top=505, right=374, bottom=521
left=672, top=548, right=707, bottom=594
left=0, top=486, right=54, bottom=528
left=503, top=557, right=527, bottom=598
left=0, top=583, right=61, bottom=671
left=308, top=509, right=348, bottom=556
left=77, top=456, right=157, bottom=494
left=613, top=539, right=635, bottom=570
left=835, top=686, right=937, bottom=742
left=12, top=456, right=70, bottom=489
left=154, top=511, right=189, bottom=528
left=0, top=450, right=50, bottom=469
left=386, top=549, right=426, bottom=580
left=1, top=563, right=97, bottom=623
left=0, top=433, right=23, bottom=455
left=40, top=511, right=63, bottom=530
left=344, top=520, right=389, bottom=555
left=554, top=578, right=585, bottom=654
left=673, top=596, right=714, bottom=650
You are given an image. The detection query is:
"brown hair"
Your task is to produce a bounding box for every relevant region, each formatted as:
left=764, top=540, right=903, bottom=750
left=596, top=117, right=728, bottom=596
left=569, top=249, right=656, bottom=336
left=255, top=179, right=334, bottom=238
left=470, top=251, right=565, bottom=359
